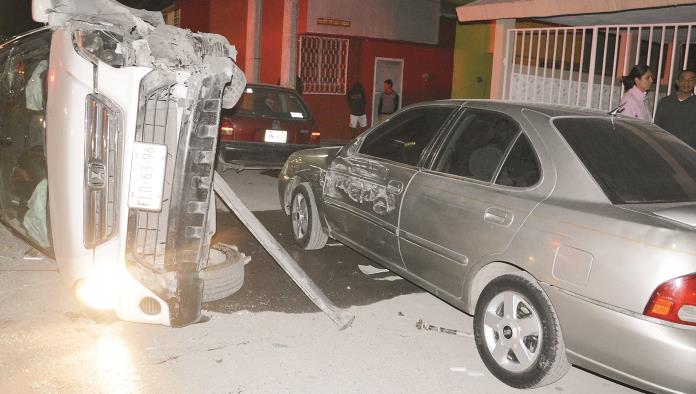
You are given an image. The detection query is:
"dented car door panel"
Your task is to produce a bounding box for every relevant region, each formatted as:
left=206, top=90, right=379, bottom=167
left=322, top=106, right=458, bottom=270
left=399, top=108, right=553, bottom=298
left=323, top=153, right=415, bottom=269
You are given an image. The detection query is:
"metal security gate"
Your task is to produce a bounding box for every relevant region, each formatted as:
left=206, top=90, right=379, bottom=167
left=502, top=23, right=696, bottom=119
left=299, top=35, right=349, bottom=95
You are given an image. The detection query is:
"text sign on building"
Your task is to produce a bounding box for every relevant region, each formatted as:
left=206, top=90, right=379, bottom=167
left=317, top=17, right=351, bottom=27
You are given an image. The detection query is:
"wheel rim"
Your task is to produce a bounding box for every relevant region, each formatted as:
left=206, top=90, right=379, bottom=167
left=291, top=193, right=309, bottom=240
left=482, top=290, right=542, bottom=372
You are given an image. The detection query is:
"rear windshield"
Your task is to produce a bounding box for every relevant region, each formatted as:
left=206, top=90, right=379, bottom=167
left=554, top=117, right=696, bottom=204
left=230, top=86, right=309, bottom=119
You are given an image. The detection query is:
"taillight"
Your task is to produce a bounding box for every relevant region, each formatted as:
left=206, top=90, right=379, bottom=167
left=219, top=118, right=234, bottom=140
left=310, top=131, right=320, bottom=145
left=644, top=273, right=696, bottom=326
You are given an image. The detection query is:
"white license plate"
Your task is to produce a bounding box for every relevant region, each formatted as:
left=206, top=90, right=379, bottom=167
left=128, top=142, right=167, bottom=211
left=265, top=129, right=287, bottom=143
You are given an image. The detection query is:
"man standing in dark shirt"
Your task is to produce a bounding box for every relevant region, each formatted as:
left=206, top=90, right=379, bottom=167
left=378, top=79, right=399, bottom=124
left=347, top=81, right=367, bottom=138
left=655, top=69, right=696, bottom=149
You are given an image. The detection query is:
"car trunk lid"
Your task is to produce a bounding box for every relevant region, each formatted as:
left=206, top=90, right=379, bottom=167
left=220, top=112, right=314, bottom=144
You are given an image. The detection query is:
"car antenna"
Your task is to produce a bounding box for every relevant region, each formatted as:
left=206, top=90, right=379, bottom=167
left=608, top=104, right=625, bottom=117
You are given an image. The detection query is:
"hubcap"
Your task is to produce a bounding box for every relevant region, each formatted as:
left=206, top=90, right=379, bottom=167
left=291, top=193, right=308, bottom=240
left=482, top=290, right=542, bottom=372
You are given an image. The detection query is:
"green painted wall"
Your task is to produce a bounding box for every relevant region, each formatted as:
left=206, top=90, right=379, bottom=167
left=451, top=22, right=493, bottom=99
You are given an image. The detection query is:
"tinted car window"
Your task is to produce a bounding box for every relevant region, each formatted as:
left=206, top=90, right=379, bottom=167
left=0, top=30, right=52, bottom=250
left=360, top=107, right=455, bottom=167
left=232, top=86, right=309, bottom=119
left=495, top=134, right=540, bottom=187
left=554, top=117, right=696, bottom=204
left=435, top=110, right=519, bottom=181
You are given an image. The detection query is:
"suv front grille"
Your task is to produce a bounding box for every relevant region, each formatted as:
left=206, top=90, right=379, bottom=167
left=84, top=94, right=121, bottom=248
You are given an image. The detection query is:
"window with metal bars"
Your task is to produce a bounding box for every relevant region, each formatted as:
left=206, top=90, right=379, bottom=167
left=299, top=35, right=349, bottom=95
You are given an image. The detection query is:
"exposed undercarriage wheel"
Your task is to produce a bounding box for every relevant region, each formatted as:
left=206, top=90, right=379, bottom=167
left=473, top=274, right=570, bottom=389
left=290, top=183, right=328, bottom=250
left=201, top=244, right=250, bottom=303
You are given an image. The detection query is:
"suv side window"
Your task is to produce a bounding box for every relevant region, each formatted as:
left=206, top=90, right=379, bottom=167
left=360, top=107, right=454, bottom=166
left=435, top=110, right=519, bottom=182
left=0, top=30, right=52, bottom=250
left=494, top=134, right=541, bottom=187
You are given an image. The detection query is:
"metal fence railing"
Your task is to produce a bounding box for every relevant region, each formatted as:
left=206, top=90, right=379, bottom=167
left=503, top=23, right=696, bottom=119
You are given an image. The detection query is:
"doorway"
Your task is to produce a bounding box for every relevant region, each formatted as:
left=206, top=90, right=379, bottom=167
left=372, top=58, right=404, bottom=126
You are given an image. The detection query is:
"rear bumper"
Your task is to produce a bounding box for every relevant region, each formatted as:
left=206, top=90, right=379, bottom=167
left=218, top=140, right=315, bottom=169
left=543, top=284, right=696, bottom=393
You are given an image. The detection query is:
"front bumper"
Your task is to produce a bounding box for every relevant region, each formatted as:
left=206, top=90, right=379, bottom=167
left=218, top=140, right=315, bottom=170
left=124, top=70, right=232, bottom=327
left=544, top=284, right=696, bottom=393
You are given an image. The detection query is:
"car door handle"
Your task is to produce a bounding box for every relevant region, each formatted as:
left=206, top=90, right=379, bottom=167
left=484, top=207, right=513, bottom=226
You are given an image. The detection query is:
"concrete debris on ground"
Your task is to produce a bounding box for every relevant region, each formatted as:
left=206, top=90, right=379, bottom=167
left=357, top=264, right=389, bottom=275
left=416, top=319, right=473, bottom=338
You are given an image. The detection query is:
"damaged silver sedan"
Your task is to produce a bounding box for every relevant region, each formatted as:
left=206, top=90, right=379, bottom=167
left=0, top=0, right=246, bottom=326
left=279, top=100, right=696, bottom=393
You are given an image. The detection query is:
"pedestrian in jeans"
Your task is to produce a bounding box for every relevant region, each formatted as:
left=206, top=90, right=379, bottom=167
left=654, top=69, right=696, bottom=149
left=619, top=64, right=654, bottom=121
left=378, top=79, right=399, bottom=123
left=347, top=81, right=367, bottom=138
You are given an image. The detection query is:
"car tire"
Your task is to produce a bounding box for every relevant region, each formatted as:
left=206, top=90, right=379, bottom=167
left=290, top=183, right=328, bottom=250
left=201, top=245, right=248, bottom=303
left=473, top=274, right=570, bottom=389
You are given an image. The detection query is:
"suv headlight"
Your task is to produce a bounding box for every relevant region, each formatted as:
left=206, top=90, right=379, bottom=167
left=73, top=30, right=125, bottom=67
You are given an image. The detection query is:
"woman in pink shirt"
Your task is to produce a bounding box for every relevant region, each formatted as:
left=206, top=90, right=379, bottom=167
left=619, top=64, right=654, bottom=121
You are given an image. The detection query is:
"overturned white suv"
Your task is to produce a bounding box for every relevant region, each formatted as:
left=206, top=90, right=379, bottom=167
left=0, top=0, right=246, bottom=326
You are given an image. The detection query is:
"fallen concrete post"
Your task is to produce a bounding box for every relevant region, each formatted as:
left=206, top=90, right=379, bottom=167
left=213, top=171, right=355, bottom=329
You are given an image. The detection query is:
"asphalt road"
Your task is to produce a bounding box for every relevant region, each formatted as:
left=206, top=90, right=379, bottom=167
left=205, top=208, right=423, bottom=315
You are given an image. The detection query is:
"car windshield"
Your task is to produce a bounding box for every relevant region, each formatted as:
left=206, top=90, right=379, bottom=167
left=231, top=86, right=309, bottom=119
left=554, top=117, right=696, bottom=204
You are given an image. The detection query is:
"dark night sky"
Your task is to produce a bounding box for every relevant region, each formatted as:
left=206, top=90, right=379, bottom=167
left=0, top=0, right=173, bottom=38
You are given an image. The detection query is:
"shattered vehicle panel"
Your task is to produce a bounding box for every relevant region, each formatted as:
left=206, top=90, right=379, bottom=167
left=0, top=0, right=246, bottom=326
left=324, top=155, right=401, bottom=216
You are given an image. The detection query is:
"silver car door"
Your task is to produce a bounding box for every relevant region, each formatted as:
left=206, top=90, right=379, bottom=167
left=399, top=108, right=552, bottom=297
left=323, top=105, right=456, bottom=269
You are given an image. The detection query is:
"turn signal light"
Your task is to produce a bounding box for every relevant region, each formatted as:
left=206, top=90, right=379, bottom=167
left=219, top=118, right=235, bottom=140
left=310, top=131, right=320, bottom=145
left=644, top=273, right=696, bottom=326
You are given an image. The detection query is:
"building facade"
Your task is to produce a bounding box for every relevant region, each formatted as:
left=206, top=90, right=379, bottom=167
left=175, top=0, right=456, bottom=142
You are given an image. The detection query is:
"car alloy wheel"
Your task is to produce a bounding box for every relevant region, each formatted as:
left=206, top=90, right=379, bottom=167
left=474, top=274, right=569, bottom=389
left=289, top=183, right=328, bottom=250
left=481, top=290, right=542, bottom=372
left=291, top=192, right=309, bottom=241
